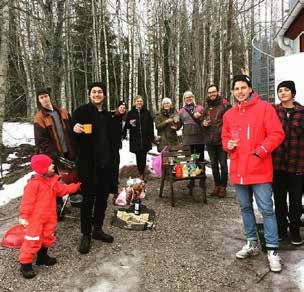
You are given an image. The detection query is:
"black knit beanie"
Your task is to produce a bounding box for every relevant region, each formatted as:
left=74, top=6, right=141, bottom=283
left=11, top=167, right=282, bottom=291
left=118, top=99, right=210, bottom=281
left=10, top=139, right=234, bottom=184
left=117, top=100, right=126, bottom=107
left=88, top=82, right=106, bottom=96
left=232, top=75, right=252, bottom=89
left=277, top=80, right=296, bottom=96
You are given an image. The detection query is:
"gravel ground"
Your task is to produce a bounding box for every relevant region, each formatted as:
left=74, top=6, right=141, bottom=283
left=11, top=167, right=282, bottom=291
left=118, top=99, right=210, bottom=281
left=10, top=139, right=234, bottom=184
left=0, top=171, right=303, bottom=292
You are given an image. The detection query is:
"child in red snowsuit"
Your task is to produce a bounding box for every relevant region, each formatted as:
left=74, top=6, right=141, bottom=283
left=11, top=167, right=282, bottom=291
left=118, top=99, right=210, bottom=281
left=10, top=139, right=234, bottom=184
left=19, top=154, right=81, bottom=279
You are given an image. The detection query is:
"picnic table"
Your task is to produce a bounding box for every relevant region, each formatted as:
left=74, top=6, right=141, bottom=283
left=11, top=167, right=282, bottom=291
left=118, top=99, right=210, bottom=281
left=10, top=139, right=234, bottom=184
left=158, top=149, right=208, bottom=207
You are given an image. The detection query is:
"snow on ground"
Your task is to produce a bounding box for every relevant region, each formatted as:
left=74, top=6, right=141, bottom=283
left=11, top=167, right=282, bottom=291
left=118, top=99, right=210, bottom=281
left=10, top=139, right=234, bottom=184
left=3, top=122, right=35, bottom=147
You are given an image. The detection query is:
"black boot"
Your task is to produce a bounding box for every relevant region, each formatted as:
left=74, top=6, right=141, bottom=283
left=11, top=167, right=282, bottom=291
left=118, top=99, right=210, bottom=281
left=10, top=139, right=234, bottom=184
left=92, top=228, right=114, bottom=243
left=79, top=234, right=92, bottom=254
left=36, top=247, right=57, bottom=266
left=20, top=263, right=36, bottom=279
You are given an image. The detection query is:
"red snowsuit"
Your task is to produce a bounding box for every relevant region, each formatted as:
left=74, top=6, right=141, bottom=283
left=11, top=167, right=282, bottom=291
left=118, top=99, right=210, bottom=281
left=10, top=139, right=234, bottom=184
left=19, top=174, right=80, bottom=264
left=222, top=92, right=285, bottom=185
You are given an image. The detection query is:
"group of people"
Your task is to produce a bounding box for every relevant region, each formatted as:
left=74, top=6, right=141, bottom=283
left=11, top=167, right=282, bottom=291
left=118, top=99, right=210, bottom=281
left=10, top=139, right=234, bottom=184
left=17, top=75, right=303, bottom=278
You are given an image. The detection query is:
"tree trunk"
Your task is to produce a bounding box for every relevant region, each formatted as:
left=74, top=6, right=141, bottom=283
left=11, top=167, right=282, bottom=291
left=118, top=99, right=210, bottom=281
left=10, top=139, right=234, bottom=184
left=0, top=2, right=9, bottom=148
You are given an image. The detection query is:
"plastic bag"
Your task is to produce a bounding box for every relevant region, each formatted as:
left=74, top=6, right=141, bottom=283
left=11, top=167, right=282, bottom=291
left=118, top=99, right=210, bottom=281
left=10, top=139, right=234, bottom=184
left=115, top=188, right=128, bottom=205
left=1, top=224, right=25, bottom=249
left=151, top=146, right=168, bottom=177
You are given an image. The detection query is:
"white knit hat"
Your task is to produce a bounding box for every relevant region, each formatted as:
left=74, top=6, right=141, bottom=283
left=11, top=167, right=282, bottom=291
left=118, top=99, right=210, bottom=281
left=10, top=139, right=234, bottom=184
left=162, top=97, right=172, bottom=105
left=183, top=91, right=195, bottom=100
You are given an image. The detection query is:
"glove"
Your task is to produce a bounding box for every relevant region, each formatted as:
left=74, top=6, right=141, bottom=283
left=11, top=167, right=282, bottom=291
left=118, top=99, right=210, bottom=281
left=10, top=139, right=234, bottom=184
left=19, top=218, right=29, bottom=227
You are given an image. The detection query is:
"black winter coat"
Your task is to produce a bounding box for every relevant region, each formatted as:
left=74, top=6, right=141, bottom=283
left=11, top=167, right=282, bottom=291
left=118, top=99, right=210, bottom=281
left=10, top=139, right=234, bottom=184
left=72, top=102, right=114, bottom=193
left=110, top=110, right=126, bottom=150
left=123, top=106, right=154, bottom=153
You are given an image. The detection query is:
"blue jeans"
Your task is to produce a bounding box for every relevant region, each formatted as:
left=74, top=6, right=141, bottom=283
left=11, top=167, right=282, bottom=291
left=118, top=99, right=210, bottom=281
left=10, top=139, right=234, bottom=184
left=234, top=183, right=278, bottom=248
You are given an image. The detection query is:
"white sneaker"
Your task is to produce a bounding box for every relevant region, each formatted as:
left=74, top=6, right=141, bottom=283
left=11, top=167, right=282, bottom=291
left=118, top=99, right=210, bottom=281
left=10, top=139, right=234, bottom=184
left=267, top=250, right=282, bottom=272
left=236, top=241, right=259, bottom=259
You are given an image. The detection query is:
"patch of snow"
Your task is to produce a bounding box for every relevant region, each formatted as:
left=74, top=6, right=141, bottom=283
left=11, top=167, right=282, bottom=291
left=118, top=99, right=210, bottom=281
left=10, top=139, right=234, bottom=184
left=0, top=172, right=33, bottom=206
left=3, top=122, right=35, bottom=147
left=7, top=152, right=18, bottom=160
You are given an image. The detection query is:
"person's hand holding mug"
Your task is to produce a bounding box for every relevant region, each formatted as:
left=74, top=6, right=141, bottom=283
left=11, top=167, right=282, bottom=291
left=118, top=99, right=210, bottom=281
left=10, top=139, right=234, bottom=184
left=73, top=123, right=84, bottom=133
left=165, top=118, right=174, bottom=124
left=193, top=112, right=201, bottom=119
left=202, top=119, right=211, bottom=127
left=227, top=139, right=239, bottom=150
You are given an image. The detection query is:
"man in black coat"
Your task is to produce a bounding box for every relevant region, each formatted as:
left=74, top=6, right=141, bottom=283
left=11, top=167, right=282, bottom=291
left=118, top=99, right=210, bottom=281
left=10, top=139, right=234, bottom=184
left=72, top=82, right=114, bottom=254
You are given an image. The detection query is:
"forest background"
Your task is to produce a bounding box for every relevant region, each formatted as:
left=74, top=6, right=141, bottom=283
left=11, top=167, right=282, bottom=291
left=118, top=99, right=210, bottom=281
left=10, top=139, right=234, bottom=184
left=0, top=0, right=288, bottom=147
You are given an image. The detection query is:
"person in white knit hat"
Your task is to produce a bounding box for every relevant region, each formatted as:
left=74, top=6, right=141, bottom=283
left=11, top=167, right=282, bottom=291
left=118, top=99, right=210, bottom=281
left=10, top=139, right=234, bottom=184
left=155, top=97, right=179, bottom=152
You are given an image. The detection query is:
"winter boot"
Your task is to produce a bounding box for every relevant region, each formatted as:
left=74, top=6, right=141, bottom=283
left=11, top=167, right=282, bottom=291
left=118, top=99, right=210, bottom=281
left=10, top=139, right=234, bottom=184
left=209, top=186, right=220, bottom=196
left=79, top=234, right=92, bottom=254
left=92, top=228, right=114, bottom=243
left=20, top=263, right=36, bottom=279
left=290, top=226, right=304, bottom=246
left=36, top=247, right=57, bottom=266
left=217, top=186, right=227, bottom=198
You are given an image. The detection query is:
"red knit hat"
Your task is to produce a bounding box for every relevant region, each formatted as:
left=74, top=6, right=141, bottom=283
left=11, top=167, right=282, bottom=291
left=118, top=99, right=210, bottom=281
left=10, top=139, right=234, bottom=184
left=30, top=154, right=52, bottom=175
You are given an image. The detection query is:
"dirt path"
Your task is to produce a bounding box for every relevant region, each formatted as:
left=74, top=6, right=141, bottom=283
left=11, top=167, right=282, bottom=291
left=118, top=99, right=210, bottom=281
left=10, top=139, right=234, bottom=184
left=0, top=174, right=303, bottom=292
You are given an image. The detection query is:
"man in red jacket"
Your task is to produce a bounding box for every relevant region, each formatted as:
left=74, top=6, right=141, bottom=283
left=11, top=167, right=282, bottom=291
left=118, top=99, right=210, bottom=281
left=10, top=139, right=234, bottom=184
left=19, top=154, right=81, bottom=278
left=222, top=75, right=285, bottom=273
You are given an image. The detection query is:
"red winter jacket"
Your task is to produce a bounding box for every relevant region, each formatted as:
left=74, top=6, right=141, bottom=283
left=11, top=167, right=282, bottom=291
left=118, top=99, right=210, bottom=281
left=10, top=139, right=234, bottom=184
left=20, top=174, right=80, bottom=222
left=222, top=92, right=285, bottom=185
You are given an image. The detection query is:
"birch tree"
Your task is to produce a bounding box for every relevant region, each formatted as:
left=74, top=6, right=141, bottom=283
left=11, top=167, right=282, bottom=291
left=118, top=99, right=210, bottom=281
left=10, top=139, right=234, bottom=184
left=0, top=1, right=9, bottom=147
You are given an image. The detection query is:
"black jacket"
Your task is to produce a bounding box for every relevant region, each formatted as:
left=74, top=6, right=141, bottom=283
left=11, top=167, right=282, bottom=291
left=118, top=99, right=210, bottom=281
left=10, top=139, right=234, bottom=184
left=111, top=110, right=126, bottom=150
left=72, top=102, right=113, bottom=191
left=123, top=106, right=154, bottom=153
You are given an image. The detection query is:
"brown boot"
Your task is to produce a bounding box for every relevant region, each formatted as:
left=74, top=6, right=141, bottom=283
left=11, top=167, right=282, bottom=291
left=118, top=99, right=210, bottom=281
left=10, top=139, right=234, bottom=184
left=217, top=186, right=226, bottom=198
left=209, top=186, right=220, bottom=196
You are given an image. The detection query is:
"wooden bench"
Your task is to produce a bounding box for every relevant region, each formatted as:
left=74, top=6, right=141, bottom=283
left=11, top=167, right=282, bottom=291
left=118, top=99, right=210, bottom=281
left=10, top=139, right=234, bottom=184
left=158, top=150, right=207, bottom=207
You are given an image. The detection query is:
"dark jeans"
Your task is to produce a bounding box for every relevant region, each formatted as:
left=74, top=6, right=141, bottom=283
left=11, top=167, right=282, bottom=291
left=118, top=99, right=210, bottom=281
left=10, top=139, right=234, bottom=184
left=135, top=151, right=148, bottom=175
left=80, top=166, right=111, bottom=235
left=272, top=170, right=303, bottom=235
left=207, top=144, right=228, bottom=187
left=111, top=150, right=120, bottom=194
left=190, top=144, right=205, bottom=161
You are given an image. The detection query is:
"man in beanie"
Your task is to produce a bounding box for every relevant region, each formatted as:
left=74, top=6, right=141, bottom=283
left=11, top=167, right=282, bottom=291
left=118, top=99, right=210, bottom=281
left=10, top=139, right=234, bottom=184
left=272, top=80, right=304, bottom=245
left=18, top=154, right=81, bottom=278
left=222, top=75, right=285, bottom=272
left=72, top=81, right=115, bottom=254
left=110, top=100, right=127, bottom=196
left=34, top=87, right=78, bottom=218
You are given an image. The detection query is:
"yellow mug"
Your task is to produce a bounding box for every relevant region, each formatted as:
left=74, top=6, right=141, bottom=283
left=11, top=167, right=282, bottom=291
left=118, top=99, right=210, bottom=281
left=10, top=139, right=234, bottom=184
left=83, top=124, right=92, bottom=134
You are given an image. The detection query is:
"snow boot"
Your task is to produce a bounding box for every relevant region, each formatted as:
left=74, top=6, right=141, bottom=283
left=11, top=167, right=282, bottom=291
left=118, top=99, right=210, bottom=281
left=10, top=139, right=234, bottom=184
left=209, top=186, right=220, bottom=196
left=79, top=234, right=92, bottom=254
left=20, top=263, right=36, bottom=279
left=36, top=247, right=57, bottom=266
left=92, top=228, right=114, bottom=243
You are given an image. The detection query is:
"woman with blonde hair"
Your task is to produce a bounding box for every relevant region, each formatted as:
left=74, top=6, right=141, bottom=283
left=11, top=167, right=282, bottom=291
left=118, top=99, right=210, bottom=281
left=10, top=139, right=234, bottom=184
left=123, top=95, right=154, bottom=180
left=178, top=91, right=206, bottom=187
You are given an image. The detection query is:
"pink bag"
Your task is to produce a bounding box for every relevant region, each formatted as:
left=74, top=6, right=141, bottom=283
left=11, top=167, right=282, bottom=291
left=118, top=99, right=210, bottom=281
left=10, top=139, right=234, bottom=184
left=151, top=147, right=168, bottom=177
